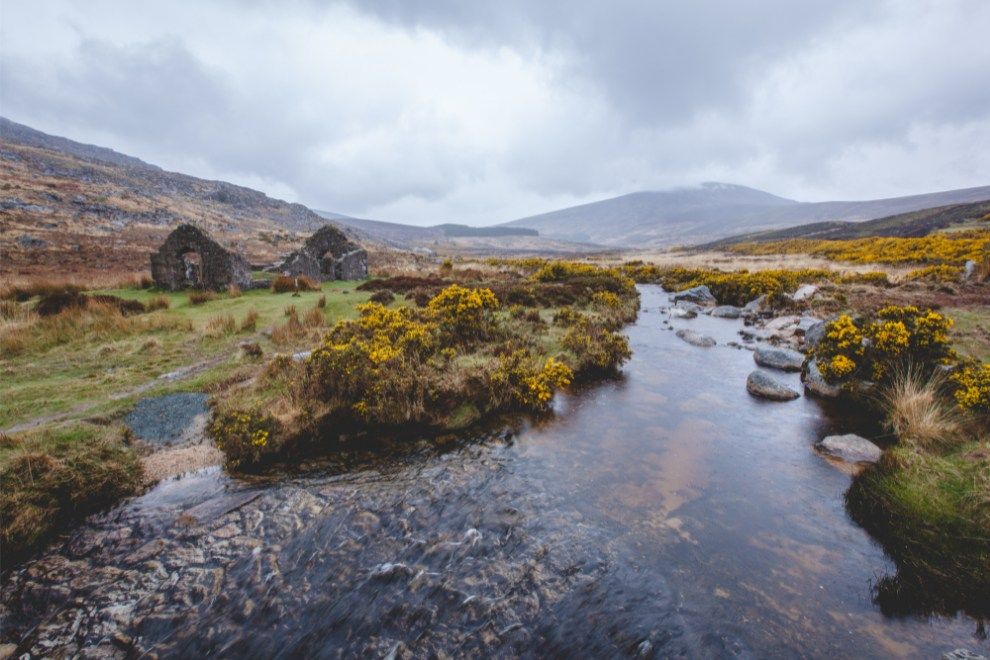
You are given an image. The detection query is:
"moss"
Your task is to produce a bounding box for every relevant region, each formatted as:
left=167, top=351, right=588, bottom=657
left=0, top=423, right=143, bottom=567
left=847, top=442, right=990, bottom=615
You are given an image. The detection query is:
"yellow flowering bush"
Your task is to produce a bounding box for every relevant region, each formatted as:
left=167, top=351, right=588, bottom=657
left=561, top=317, right=632, bottom=374
left=427, top=284, right=499, bottom=339
left=491, top=350, right=574, bottom=410
left=592, top=291, right=622, bottom=309
left=951, top=361, right=990, bottom=413
left=729, top=230, right=990, bottom=265
left=906, top=264, right=964, bottom=282
left=208, top=409, right=279, bottom=468
left=815, top=306, right=956, bottom=384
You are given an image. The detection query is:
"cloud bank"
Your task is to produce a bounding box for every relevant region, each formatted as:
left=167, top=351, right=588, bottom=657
left=1, top=0, right=988, bottom=225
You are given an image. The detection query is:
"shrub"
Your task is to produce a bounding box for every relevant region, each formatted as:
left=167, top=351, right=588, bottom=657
left=815, top=306, right=956, bottom=385
left=227, top=284, right=243, bottom=298
left=906, top=265, right=963, bottom=283
left=205, top=314, right=236, bottom=338
left=316, top=295, right=327, bottom=309
left=440, top=258, right=453, bottom=272
left=240, top=309, right=259, bottom=332
left=427, top=284, right=499, bottom=340
left=951, top=361, right=990, bottom=414
left=561, top=318, right=632, bottom=375
left=240, top=341, right=263, bottom=358
left=188, top=290, right=218, bottom=305
left=146, top=295, right=171, bottom=311
left=490, top=350, right=573, bottom=410
left=370, top=290, right=395, bottom=305
left=271, top=314, right=306, bottom=345
left=271, top=275, right=296, bottom=293
left=208, top=409, right=280, bottom=468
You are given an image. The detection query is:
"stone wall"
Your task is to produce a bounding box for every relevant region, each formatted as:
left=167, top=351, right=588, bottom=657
left=278, top=224, right=368, bottom=281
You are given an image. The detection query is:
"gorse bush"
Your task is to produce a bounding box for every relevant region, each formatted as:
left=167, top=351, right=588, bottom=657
left=211, top=272, right=637, bottom=469
left=951, top=361, right=990, bottom=413
left=728, top=230, right=990, bottom=266
left=208, top=409, right=279, bottom=469
left=814, top=306, right=955, bottom=385
left=906, top=264, right=964, bottom=283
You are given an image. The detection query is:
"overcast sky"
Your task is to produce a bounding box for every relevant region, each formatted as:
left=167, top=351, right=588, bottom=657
left=2, top=0, right=988, bottom=226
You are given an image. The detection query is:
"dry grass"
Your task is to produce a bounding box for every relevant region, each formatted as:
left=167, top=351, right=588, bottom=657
left=240, top=308, right=259, bottom=332
left=0, top=273, right=153, bottom=301
left=881, top=368, right=961, bottom=449
left=283, top=304, right=298, bottom=318
left=271, top=315, right=307, bottom=345
left=204, top=314, right=237, bottom=338
left=296, top=275, right=320, bottom=291
left=146, top=295, right=171, bottom=311
left=188, top=290, right=219, bottom=305
left=227, top=284, right=243, bottom=298
left=303, top=306, right=325, bottom=327
left=271, top=275, right=296, bottom=293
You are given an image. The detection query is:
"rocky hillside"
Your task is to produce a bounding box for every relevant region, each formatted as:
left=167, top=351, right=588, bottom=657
left=0, top=118, right=354, bottom=277
left=500, top=182, right=990, bottom=247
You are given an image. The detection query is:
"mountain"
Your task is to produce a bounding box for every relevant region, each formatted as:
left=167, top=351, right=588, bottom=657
left=0, top=117, right=358, bottom=277
left=698, top=200, right=990, bottom=249
left=500, top=182, right=990, bottom=247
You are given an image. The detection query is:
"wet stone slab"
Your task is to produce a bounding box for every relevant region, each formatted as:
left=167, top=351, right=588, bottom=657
left=124, top=392, right=209, bottom=446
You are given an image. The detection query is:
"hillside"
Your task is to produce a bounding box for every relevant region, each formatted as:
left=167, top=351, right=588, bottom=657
left=0, top=117, right=358, bottom=277
left=699, top=200, right=990, bottom=249
left=500, top=182, right=990, bottom=247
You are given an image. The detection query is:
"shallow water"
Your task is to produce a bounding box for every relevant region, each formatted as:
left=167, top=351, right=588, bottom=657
left=2, top=286, right=986, bottom=657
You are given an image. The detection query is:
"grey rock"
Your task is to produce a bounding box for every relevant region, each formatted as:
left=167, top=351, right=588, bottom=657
left=754, top=345, right=805, bottom=372
left=802, top=358, right=842, bottom=399
left=676, top=329, right=716, bottom=348
left=17, top=234, right=45, bottom=249
left=277, top=225, right=367, bottom=281
left=963, top=260, right=977, bottom=281
left=746, top=370, right=800, bottom=401
left=816, top=433, right=882, bottom=463
left=669, top=306, right=697, bottom=319
left=711, top=305, right=742, bottom=319
left=671, top=285, right=717, bottom=307
left=791, top=284, right=818, bottom=302
left=764, top=315, right=801, bottom=333
left=803, top=320, right=827, bottom=350
left=742, top=295, right=766, bottom=314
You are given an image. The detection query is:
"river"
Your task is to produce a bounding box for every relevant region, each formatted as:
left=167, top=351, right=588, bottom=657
left=1, top=286, right=986, bottom=657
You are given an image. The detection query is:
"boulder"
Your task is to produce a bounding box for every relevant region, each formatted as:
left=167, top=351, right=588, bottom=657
left=802, top=358, right=842, bottom=399
left=815, top=433, right=881, bottom=463
left=963, top=260, right=977, bottom=281
left=742, top=295, right=766, bottom=314
left=675, top=329, right=716, bottom=348
left=803, top=320, right=827, bottom=349
left=764, top=315, right=801, bottom=333
left=746, top=370, right=800, bottom=401
left=710, top=305, right=742, bottom=319
left=671, top=285, right=717, bottom=307
left=675, top=300, right=704, bottom=314
left=754, top=345, right=806, bottom=372
left=791, top=284, right=818, bottom=302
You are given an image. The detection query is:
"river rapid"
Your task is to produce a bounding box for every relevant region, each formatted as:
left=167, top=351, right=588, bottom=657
left=2, top=285, right=986, bottom=657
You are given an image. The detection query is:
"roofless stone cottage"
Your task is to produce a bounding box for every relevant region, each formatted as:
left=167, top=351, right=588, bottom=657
left=276, top=224, right=368, bottom=281
left=150, top=224, right=252, bottom=291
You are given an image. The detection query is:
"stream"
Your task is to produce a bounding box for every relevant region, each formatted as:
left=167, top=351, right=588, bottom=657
left=1, top=285, right=986, bottom=657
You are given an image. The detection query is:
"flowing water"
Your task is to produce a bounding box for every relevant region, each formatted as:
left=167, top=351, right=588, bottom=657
left=2, top=286, right=986, bottom=657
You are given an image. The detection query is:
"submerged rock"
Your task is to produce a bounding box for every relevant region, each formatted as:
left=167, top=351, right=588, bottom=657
left=669, top=306, right=697, bottom=319
left=746, top=370, right=800, bottom=401
left=815, top=434, right=881, bottom=463
left=710, top=305, right=742, bottom=319
left=672, top=285, right=716, bottom=307
left=753, top=346, right=805, bottom=372
left=676, top=329, right=716, bottom=348
left=802, top=359, right=842, bottom=399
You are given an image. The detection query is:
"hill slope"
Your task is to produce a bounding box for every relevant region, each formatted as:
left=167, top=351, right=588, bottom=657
left=0, top=118, right=358, bottom=276
left=501, top=182, right=990, bottom=247
left=699, top=200, right=990, bottom=248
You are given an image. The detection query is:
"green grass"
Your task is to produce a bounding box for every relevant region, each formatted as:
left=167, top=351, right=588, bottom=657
left=0, top=281, right=372, bottom=429
left=946, top=306, right=990, bottom=362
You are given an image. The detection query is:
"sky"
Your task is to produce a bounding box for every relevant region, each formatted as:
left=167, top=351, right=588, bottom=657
left=1, top=0, right=989, bottom=226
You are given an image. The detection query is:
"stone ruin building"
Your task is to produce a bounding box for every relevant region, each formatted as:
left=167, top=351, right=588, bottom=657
left=150, top=224, right=252, bottom=291
left=277, top=224, right=368, bottom=281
